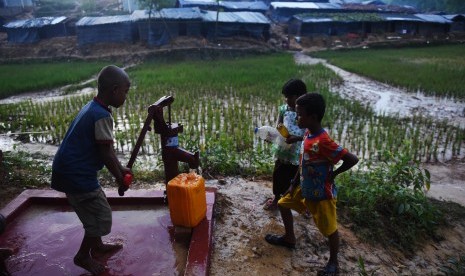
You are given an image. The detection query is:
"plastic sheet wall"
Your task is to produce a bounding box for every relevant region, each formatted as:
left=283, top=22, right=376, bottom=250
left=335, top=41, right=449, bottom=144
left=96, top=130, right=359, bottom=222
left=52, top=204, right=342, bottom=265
left=137, top=20, right=202, bottom=46
left=203, top=22, right=269, bottom=40
left=6, top=28, right=40, bottom=43
left=76, top=22, right=138, bottom=46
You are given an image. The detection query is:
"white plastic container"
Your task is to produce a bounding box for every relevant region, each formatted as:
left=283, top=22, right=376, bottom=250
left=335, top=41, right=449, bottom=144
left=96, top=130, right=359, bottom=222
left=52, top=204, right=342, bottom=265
left=254, top=126, right=289, bottom=148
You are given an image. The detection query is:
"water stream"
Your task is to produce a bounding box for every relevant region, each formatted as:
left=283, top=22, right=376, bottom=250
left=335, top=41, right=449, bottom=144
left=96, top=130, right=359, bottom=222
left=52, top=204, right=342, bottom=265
left=294, top=52, right=465, bottom=128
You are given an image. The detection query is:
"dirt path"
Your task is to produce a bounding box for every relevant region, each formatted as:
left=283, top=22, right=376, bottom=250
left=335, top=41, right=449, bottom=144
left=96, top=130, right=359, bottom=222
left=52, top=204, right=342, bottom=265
left=207, top=177, right=465, bottom=275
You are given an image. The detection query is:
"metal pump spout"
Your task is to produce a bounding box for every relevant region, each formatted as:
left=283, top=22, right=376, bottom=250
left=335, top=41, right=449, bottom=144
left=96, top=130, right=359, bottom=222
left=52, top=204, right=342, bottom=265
left=162, top=147, right=200, bottom=184
left=126, top=95, right=200, bottom=186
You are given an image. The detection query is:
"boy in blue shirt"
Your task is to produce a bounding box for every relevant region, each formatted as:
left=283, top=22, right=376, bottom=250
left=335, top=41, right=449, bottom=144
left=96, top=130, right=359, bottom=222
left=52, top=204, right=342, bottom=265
left=265, top=93, right=359, bottom=275
left=51, top=65, right=132, bottom=275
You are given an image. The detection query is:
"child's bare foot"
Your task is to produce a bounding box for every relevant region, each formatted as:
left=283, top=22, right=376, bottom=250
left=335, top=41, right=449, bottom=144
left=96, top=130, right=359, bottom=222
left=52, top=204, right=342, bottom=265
left=74, top=254, right=105, bottom=275
left=94, top=242, right=122, bottom=254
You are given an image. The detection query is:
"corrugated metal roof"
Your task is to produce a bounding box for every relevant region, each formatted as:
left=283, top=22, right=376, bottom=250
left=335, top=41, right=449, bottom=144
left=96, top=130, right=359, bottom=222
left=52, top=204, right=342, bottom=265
left=76, top=15, right=133, bottom=26
left=131, top=7, right=203, bottom=20
left=270, top=2, right=341, bottom=10
left=201, top=10, right=270, bottom=24
left=220, top=1, right=268, bottom=11
left=414, top=14, right=451, bottom=24
left=4, top=16, right=66, bottom=28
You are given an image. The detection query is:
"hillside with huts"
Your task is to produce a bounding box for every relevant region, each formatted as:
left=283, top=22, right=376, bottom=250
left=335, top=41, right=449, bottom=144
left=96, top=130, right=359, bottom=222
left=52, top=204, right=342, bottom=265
left=0, top=0, right=464, bottom=54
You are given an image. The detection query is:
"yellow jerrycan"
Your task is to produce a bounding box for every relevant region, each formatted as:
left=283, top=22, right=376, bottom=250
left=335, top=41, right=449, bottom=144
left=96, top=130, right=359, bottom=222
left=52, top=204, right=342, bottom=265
left=167, top=172, right=207, bottom=228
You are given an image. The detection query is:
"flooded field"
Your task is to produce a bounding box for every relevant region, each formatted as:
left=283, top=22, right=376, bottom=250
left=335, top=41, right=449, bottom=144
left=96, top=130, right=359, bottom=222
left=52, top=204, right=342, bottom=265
left=295, top=52, right=465, bottom=128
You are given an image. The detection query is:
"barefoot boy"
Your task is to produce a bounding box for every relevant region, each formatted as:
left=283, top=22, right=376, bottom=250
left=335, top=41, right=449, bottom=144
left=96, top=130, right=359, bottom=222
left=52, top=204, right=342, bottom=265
left=265, top=93, right=358, bottom=275
left=51, top=65, right=132, bottom=275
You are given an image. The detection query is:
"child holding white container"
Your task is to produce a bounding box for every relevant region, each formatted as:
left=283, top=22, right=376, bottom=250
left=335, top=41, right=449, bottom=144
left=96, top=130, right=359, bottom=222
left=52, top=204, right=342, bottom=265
left=263, top=79, right=307, bottom=210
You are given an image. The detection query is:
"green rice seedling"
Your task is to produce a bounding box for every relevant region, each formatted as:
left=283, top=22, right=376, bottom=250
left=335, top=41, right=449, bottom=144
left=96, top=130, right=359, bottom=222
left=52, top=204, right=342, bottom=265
left=0, top=53, right=464, bottom=175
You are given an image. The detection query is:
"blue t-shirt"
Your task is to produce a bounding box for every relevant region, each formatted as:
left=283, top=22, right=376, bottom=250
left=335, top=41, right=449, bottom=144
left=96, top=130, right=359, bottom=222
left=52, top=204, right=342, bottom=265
left=51, top=98, right=114, bottom=194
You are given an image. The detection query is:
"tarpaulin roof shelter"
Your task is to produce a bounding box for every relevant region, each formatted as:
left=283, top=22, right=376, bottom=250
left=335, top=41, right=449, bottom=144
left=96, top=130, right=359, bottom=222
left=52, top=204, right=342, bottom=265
left=177, top=0, right=268, bottom=12
left=132, top=8, right=203, bottom=46
left=289, top=13, right=380, bottom=36
left=132, top=7, right=204, bottom=20
left=414, top=14, right=451, bottom=35
left=201, top=10, right=270, bottom=39
left=75, top=15, right=137, bottom=46
left=220, top=1, right=268, bottom=13
left=444, top=14, right=465, bottom=32
left=201, top=10, right=270, bottom=23
left=1, top=0, right=33, bottom=7
left=414, top=14, right=451, bottom=24
left=378, top=13, right=422, bottom=22
left=377, top=13, right=420, bottom=33
left=342, top=3, right=416, bottom=13
left=270, top=2, right=342, bottom=22
left=3, top=16, right=67, bottom=44
left=290, top=12, right=452, bottom=37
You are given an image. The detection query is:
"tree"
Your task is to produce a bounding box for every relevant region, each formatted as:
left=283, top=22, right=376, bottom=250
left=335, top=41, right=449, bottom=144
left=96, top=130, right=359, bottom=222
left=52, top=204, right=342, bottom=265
left=137, top=0, right=174, bottom=46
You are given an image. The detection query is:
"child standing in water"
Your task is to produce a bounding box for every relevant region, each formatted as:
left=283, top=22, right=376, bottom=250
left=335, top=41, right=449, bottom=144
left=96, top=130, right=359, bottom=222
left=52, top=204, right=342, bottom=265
left=51, top=65, right=132, bottom=275
left=263, top=79, right=307, bottom=210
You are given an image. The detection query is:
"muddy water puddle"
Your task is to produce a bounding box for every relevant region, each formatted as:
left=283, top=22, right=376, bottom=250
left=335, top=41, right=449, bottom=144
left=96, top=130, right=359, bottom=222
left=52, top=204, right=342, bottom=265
left=0, top=204, right=189, bottom=275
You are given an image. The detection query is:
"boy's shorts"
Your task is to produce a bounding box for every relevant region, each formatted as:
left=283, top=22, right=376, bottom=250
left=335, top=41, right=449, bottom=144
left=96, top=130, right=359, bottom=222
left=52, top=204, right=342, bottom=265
left=278, top=185, right=337, bottom=237
left=66, top=187, right=112, bottom=237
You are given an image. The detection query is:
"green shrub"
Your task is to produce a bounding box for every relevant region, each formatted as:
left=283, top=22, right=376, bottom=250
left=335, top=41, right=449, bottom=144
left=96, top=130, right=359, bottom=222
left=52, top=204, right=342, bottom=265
left=0, top=151, right=51, bottom=189
left=338, top=145, right=441, bottom=251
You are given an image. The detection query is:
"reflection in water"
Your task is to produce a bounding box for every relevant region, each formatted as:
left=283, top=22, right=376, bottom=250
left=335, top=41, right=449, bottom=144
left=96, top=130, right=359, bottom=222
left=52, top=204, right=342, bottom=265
left=0, top=204, right=191, bottom=275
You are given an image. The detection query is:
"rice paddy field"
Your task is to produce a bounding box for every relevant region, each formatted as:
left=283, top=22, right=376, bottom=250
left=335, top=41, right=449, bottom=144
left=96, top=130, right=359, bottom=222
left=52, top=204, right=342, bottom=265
left=0, top=48, right=464, bottom=176
left=311, top=44, right=465, bottom=100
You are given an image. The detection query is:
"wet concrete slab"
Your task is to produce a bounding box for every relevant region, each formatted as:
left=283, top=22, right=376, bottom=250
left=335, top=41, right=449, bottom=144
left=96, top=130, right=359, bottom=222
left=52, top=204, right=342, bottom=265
left=0, top=188, right=216, bottom=276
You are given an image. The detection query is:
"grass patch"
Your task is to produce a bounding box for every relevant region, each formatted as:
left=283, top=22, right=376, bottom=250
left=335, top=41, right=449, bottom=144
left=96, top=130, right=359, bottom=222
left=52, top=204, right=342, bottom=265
left=311, top=44, right=465, bottom=99
left=0, top=151, right=51, bottom=209
left=0, top=61, right=108, bottom=99
left=0, top=151, right=51, bottom=187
